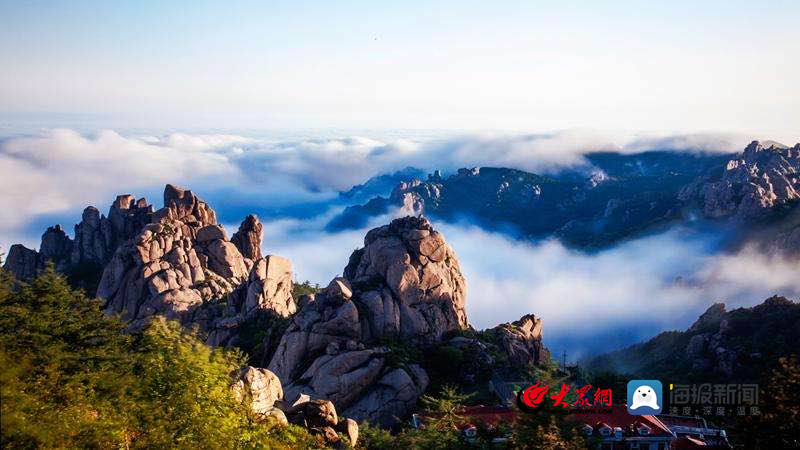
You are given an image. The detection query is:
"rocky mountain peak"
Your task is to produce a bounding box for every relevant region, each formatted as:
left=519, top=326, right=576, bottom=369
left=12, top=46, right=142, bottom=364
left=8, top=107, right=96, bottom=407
left=681, top=140, right=800, bottom=219
left=688, top=302, right=726, bottom=332
left=344, top=215, right=468, bottom=338
left=231, top=214, right=263, bottom=260
left=40, top=225, right=72, bottom=260
left=92, top=184, right=294, bottom=344
left=154, top=184, right=217, bottom=226
left=267, top=215, right=466, bottom=426
left=759, top=295, right=794, bottom=307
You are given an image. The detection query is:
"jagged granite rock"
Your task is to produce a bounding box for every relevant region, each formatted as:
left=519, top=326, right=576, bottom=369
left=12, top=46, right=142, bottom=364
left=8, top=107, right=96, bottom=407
left=97, top=185, right=295, bottom=343
left=3, top=225, right=74, bottom=283
left=233, top=255, right=295, bottom=317
left=681, top=141, right=800, bottom=219
left=73, top=195, right=155, bottom=268
left=3, top=195, right=154, bottom=293
left=336, top=417, right=359, bottom=448
left=40, top=225, right=73, bottom=263
left=687, top=302, right=726, bottom=333
left=344, top=216, right=468, bottom=340
left=231, top=214, right=263, bottom=260
left=492, top=314, right=550, bottom=367
left=3, top=183, right=294, bottom=348
left=268, top=216, right=464, bottom=426
left=3, top=244, right=41, bottom=281
left=285, top=399, right=348, bottom=447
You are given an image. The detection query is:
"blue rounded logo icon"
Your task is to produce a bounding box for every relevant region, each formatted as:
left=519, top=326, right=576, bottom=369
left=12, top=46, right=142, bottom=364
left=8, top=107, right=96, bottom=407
left=627, top=380, right=662, bottom=415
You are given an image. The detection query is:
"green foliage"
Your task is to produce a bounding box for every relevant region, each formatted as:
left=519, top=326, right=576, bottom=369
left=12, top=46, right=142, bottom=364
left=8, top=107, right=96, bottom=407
left=0, top=265, right=133, bottom=448
left=510, top=408, right=591, bottom=450
left=128, top=317, right=250, bottom=447
left=377, top=336, right=423, bottom=369
left=729, top=354, right=800, bottom=449
left=357, top=422, right=462, bottom=450
left=235, top=310, right=292, bottom=367
left=419, top=385, right=474, bottom=431
left=292, top=280, right=320, bottom=302
left=0, top=266, right=320, bottom=449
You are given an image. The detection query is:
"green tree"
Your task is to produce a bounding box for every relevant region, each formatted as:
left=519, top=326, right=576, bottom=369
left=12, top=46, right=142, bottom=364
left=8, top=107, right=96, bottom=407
left=733, top=354, right=800, bottom=449
left=419, top=384, right=474, bottom=431
left=511, top=408, right=591, bottom=450
left=0, top=266, right=320, bottom=449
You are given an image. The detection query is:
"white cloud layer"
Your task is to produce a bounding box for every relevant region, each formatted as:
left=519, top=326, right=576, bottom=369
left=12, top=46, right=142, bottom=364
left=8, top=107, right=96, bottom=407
left=0, top=128, right=758, bottom=240
left=0, top=129, right=240, bottom=232
left=256, top=214, right=800, bottom=358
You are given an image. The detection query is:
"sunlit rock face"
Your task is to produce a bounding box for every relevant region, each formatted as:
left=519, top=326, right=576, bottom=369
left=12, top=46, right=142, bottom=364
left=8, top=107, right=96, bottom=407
left=491, top=313, right=550, bottom=368
left=269, top=216, right=467, bottom=426
left=93, top=185, right=295, bottom=343
left=682, top=141, right=800, bottom=219
left=3, top=195, right=155, bottom=292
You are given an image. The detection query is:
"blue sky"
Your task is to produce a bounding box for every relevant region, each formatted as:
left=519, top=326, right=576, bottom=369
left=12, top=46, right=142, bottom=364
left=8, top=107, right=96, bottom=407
left=1, top=0, right=798, bottom=137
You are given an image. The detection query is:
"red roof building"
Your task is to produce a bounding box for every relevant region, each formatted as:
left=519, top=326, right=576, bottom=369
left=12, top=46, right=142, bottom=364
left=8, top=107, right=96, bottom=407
left=569, top=404, right=675, bottom=450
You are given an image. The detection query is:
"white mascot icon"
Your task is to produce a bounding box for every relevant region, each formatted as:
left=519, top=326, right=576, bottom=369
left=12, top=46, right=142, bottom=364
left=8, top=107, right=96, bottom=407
left=630, top=385, right=659, bottom=410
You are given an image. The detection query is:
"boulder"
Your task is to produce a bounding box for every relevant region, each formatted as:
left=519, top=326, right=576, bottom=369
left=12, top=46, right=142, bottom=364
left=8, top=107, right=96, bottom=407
left=232, top=366, right=284, bottom=418
left=336, top=418, right=359, bottom=447
left=238, top=256, right=295, bottom=317
left=196, top=224, right=227, bottom=242
left=343, top=216, right=468, bottom=341
left=296, top=399, right=338, bottom=429
left=341, top=365, right=429, bottom=427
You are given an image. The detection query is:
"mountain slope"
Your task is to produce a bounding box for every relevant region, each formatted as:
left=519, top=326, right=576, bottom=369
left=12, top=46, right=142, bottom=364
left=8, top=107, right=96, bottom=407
left=329, top=141, right=800, bottom=251
left=583, top=296, right=800, bottom=382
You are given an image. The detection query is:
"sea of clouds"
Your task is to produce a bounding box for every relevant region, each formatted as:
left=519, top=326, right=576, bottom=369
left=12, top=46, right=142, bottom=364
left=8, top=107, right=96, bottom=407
left=255, top=211, right=800, bottom=359
left=0, top=128, right=751, bottom=237
left=2, top=128, right=796, bottom=358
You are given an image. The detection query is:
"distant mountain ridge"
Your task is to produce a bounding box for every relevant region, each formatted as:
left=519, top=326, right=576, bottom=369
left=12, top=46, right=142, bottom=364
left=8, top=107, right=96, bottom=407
left=583, top=295, right=800, bottom=382
left=328, top=141, right=800, bottom=252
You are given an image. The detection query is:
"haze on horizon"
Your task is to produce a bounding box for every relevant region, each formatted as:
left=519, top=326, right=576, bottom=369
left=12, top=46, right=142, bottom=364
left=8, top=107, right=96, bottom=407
left=1, top=0, right=798, bottom=139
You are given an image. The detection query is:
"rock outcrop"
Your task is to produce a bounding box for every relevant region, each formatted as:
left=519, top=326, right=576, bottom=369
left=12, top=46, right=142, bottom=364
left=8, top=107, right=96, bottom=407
left=344, top=216, right=468, bottom=340
left=2, top=184, right=294, bottom=347
left=3, top=195, right=155, bottom=292
left=492, top=314, right=550, bottom=367
left=231, top=214, right=264, bottom=260
left=268, top=216, right=466, bottom=426
left=233, top=366, right=288, bottom=424
left=233, top=366, right=359, bottom=447
left=97, top=185, right=296, bottom=343
left=4, top=243, right=42, bottom=281
left=73, top=195, right=155, bottom=268
left=681, top=141, right=800, bottom=219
